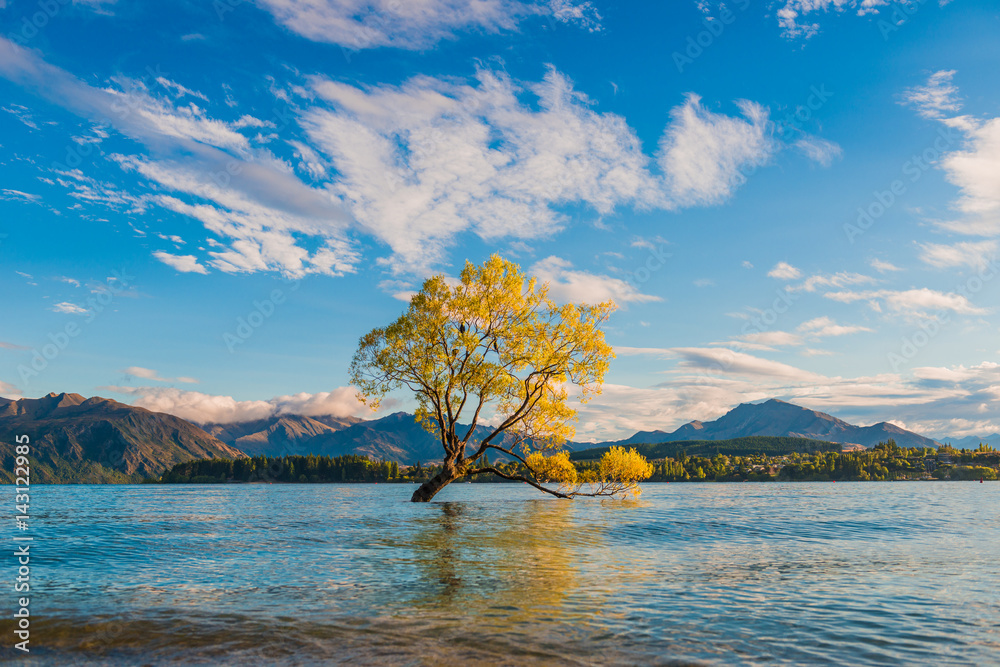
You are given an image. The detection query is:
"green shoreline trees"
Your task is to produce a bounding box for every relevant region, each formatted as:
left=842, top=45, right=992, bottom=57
left=157, top=441, right=1000, bottom=485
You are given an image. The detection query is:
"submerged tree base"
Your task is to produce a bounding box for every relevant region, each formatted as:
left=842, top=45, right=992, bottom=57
left=411, top=467, right=462, bottom=502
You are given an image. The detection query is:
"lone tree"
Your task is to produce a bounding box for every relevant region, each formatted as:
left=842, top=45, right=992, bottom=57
left=350, top=254, right=653, bottom=502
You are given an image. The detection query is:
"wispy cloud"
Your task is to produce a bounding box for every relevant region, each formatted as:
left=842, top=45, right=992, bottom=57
left=825, top=288, right=989, bottom=319
left=0, top=37, right=838, bottom=281
left=120, top=366, right=199, bottom=384
left=869, top=258, right=902, bottom=273
left=256, top=0, right=602, bottom=50
left=1, top=189, right=40, bottom=202
left=0, top=37, right=355, bottom=278
left=1, top=103, right=38, bottom=129
left=902, top=70, right=962, bottom=119
left=51, top=302, right=88, bottom=314
left=791, top=271, right=876, bottom=293
left=918, top=240, right=998, bottom=270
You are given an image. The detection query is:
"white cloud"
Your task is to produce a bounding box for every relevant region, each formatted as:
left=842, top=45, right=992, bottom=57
left=776, top=0, right=890, bottom=39
left=302, top=67, right=663, bottom=272
left=716, top=317, right=872, bottom=352
left=0, top=38, right=838, bottom=281
left=51, top=302, right=88, bottom=315
left=154, top=76, right=209, bottom=102
left=792, top=271, right=876, bottom=293
left=658, top=95, right=775, bottom=207
left=825, top=288, right=989, bottom=319
left=903, top=70, right=961, bottom=120
left=793, top=137, right=843, bottom=167
left=107, top=385, right=368, bottom=424
left=530, top=256, right=659, bottom=304
left=2, top=103, right=37, bottom=129
left=918, top=240, right=998, bottom=270
left=735, top=331, right=804, bottom=348
left=671, top=347, right=827, bottom=381
left=767, top=261, right=802, bottom=280
left=53, top=169, right=148, bottom=212
left=156, top=233, right=186, bottom=245
left=0, top=380, right=23, bottom=399
left=1, top=189, right=40, bottom=202
left=153, top=251, right=209, bottom=274
left=0, top=38, right=355, bottom=278
left=896, top=71, right=1000, bottom=237
left=796, top=316, right=873, bottom=337
left=939, top=115, right=1000, bottom=220
left=256, top=0, right=601, bottom=50
left=614, top=346, right=674, bottom=358
left=870, top=258, right=901, bottom=273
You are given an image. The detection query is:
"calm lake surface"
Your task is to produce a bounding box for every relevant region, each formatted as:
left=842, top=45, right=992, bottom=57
left=4, top=482, right=999, bottom=665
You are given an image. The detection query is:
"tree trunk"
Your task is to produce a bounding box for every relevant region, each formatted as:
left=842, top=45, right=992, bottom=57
left=411, top=460, right=463, bottom=502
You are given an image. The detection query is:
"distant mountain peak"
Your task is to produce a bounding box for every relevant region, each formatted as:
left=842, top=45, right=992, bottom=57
left=612, top=398, right=937, bottom=450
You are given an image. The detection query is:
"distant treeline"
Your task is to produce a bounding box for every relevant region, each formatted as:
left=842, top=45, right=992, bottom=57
left=158, top=452, right=529, bottom=484
left=159, top=454, right=401, bottom=484
left=639, top=441, right=998, bottom=482
left=571, top=436, right=841, bottom=462
left=156, top=441, right=1000, bottom=484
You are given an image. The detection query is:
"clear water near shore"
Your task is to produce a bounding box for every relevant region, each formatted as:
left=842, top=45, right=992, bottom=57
left=4, top=482, right=999, bottom=665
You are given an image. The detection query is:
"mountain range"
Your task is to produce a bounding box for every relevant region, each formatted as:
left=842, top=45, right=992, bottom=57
left=939, top=433, right=1000, bottom=449
left=2, top=393, right=989, bottom=483
left=601, top=399, right=941, bottom=450
left=0, top=393, right=242, bottom=483
left=204, top=411, right=521, bottom=463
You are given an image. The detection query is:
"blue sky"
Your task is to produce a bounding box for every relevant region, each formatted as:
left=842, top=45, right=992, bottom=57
left=1, top=0, right=999, bottom=441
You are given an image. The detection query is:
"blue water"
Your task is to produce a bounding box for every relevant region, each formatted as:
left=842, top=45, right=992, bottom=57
left=4, top=482, right=1000, bottom=665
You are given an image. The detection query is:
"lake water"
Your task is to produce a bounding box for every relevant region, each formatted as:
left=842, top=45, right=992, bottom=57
left=4, top=482, right=999, bottom=665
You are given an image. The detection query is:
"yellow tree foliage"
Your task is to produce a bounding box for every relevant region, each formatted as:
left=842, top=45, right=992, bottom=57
left=350, top=254, right=651, bottom=502
left=591, top=447, right=655, bottom=498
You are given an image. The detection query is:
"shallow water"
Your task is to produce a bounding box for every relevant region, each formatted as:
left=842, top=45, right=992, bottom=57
left=3, top=482, right=999, bottom=665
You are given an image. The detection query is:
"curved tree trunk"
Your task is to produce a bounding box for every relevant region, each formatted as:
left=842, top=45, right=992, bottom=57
left=411, top=460, right=463, bottom=502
